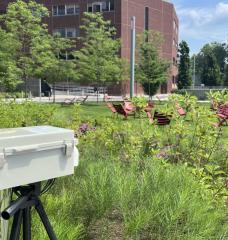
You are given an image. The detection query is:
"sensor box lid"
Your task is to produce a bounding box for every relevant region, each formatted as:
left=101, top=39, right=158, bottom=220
left=0, top=126, right=78, bottom=190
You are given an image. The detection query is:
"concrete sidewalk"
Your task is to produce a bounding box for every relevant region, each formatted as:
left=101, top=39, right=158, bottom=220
left=7, top=94, right=171, bottom=103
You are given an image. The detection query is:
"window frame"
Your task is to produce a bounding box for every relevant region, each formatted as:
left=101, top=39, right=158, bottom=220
left=54, top=28, right=79, bottom=38
left=54, top=28, right=66, bottom=38
left=53, top=4, right=80, bottom=16
left=87, top=1, right=115, bottom=13
left=66, top=5, right=75, bottom=15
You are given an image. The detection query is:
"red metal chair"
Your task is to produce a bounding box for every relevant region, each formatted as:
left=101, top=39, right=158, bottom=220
left=106, top=102, right=117, bottom=116
left=113, top=103, right=136, bottom=119
left=175, top=103, right=186, bottom=116
left=154, top=111, right=171, bottom=125
left=216, top=104, right=228, bottom=127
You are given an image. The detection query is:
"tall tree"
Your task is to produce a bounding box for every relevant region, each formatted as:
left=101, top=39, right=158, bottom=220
left=200, top=45, right=222, bottom=86
left=224, top=64, right=228, bottom=86
left=74, top=13, right=124, bottom=88
left=195, top=42, right=228, bottom=86
left=136, top=31, right=169, bottom=96
left=0, top=28, right=21, bottom=91
left=177, top=41, right=191, bottom=89
left=211, top=42, right=227, bottom=75
left=1, top=0, right=75, bottom=95
left=1, top=0, right=50, bottom=94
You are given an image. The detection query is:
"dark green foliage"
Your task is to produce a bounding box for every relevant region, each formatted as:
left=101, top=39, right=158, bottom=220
left=195, top=42, right=228, bottom=86
left=200, top=45, right=222, bottom=86
left=177, top=41, right=191, bottom=89
left=224, top=64, right=228, bottom=86
left=136, top=31, right=169, bottom=96
left=211, top=42, right=228, bottom=74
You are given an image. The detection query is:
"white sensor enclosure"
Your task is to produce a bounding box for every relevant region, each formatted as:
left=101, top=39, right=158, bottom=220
left=0, top=126, right=79, bottom=190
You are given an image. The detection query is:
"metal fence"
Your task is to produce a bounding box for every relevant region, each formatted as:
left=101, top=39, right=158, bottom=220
left=181, top=86, right=228, bottom=100
left=52, top=84, right=107, bottom=96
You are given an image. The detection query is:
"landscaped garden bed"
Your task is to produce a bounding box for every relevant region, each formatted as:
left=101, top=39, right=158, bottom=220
left=0, top=97, right=227, bottom=239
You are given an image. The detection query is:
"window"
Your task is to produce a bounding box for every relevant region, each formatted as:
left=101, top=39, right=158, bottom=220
left=53, top=6, right=57, bottom=16
left=54, top=28, right=66, bottom=38
left=66, top=5, right=74, bottom=15
left=54, top=28, right=79, bottom=38
left=110, top=0, right=114, bottom=10
left=75, top=5, right=80, bottom=15
left=58, top=5, right=65, bottom=15
left=66, top=28, right=74, bottom=38
left=53, top=5, right=80, bottom=16
left=93, top=3, right=102, bottom=12
left=102, top=1, right=109, bottom=11
left=66, top=28, right=79, bottom=38
left=88, top=4, right=92, bottom=12
left=145, top=7, right=149, bottom=31
left=87, top=1, right=114, bottom=12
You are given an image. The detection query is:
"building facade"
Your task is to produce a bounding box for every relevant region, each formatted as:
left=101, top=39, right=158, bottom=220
left=0, top=0, right=179, bottom=94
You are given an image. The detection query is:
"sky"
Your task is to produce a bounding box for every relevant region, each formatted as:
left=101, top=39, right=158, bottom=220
left=172, top=0, right=228, bottom=55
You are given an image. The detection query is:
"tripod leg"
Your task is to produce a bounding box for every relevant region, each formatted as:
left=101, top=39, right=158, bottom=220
left=23, top=207, right=31, bottom=240
left=9, top=210, right=23, bottom=240
left=35, top=199, right=57, bottom=240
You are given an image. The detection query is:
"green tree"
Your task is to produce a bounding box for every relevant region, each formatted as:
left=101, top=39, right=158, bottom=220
left=212, top=43, right=227, bottom=69
left=200, top=45, right=222, bottom=86
left=1, top=0, right=75, bottom=96
left=194, top=42, right=228, bottom=86
left=224, top=64, right=228, bottom=86
left=74, top=13, right=124, bottom=88
left=1, top=0, right=50, bottom=94
left=0, top=28, right=21, bottom=91
left=136, top=31, right=169, bottom=96
left=177, top=41, right=191, bottom=89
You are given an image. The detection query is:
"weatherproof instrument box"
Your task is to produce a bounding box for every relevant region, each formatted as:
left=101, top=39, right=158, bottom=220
left=0, top=126, right=79, bottom=190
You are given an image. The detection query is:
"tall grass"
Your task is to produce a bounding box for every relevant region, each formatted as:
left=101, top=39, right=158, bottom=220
left=31, top=142, right=228, bottom=239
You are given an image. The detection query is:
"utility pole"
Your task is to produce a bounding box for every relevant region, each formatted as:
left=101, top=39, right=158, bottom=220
left=193, top=54, right=196, bottom=89
left=130, top=16, right=136, bottom=98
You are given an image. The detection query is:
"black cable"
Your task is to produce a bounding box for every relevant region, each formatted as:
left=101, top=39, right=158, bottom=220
left=41, top=179, right=56, bottom=195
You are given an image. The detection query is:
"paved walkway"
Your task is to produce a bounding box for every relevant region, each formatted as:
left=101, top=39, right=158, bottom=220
left=5, top=94, right=171, bottom=103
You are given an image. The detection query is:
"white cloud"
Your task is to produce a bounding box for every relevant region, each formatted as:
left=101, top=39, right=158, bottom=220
left=177, top=2, right=228, bottom=26
left=216, top=2, right=228, bottom=16
left=175, top=2, right=228, bottom=53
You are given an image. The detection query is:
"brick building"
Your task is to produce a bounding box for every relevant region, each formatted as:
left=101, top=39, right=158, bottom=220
left=0, top=0, right=179, bottom=94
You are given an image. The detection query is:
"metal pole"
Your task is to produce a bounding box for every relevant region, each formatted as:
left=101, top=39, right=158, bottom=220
left=130, top=16, right=136, bottom=98
left=193, top=54, right=196, bottom=89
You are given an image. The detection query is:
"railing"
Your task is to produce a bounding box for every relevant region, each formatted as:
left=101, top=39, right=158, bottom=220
left=184, top=86, right=227, bottom=90
left=181, top=87, right=228, bottom=100
left=51, top=85, right=108, bottom=96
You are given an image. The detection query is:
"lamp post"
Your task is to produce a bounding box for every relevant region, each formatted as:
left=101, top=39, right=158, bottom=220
left=193, top=54, right=196, bottom=89
left=130, top=16, right=136, bottom=98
